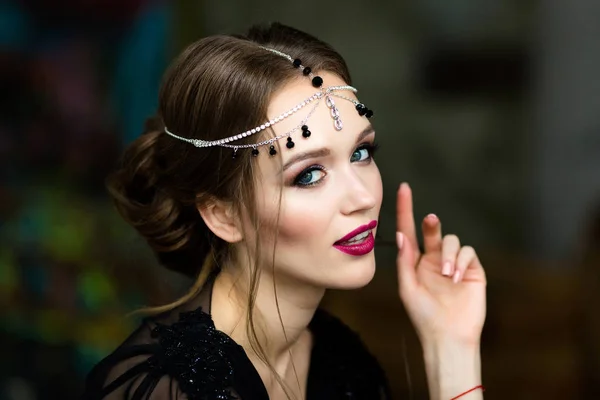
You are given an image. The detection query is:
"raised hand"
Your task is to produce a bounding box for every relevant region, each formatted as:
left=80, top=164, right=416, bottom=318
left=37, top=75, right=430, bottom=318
left=395, top=182, right=486, bottom=345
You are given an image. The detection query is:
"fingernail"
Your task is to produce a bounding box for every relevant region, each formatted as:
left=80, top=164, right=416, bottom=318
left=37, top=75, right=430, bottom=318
left=396, top=232, right=404, bottom=250
left=442, top=261, right=452, bottom=276
left=427, top=213, right=438, bottom=222
left=452, top=270, right=461, bottom=284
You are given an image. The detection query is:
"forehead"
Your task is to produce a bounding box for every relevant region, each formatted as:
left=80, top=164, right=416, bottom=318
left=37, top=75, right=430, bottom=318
left=257, top=72, right=371, bottom=171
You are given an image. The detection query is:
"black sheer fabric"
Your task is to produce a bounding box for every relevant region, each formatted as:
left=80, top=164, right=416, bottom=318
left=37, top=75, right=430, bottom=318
left=82, top=277, right=390, bottom=400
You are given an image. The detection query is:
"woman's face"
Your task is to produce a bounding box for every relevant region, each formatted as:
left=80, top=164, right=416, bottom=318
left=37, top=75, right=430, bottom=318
left=247, top=72, right=383, bottom=290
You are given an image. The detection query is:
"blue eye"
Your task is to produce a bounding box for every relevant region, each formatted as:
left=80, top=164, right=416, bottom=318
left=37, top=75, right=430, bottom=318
left=351, top=148, right=369, bottom=162
left=351, top=143, right=379, bottom=162
left=294, top=166, right=326, bottom=187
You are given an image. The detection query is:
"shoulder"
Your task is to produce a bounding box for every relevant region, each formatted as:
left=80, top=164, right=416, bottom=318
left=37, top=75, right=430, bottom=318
left=82, top=308, right=241, bottom=400
left=310, top=309, right=390, bottom=398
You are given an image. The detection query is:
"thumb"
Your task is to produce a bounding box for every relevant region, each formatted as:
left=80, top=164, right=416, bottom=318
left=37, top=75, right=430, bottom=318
left=396, top=231, right=418, bottom=298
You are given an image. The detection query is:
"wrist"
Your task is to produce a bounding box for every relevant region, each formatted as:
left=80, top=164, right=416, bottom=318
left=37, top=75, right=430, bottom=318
left=420, top=330, right=481, bottom=350
left=422, top=339, right=482, bottom=400
left=422, top=336, right=480, bottom=355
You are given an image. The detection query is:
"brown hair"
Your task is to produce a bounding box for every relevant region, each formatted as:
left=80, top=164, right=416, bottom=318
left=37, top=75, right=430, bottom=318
left=106, top=22, right=351, bottom=397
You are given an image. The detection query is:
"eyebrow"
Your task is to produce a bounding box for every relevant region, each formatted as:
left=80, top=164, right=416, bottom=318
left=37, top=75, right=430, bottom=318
left=282, top=124, right=375, bottom=171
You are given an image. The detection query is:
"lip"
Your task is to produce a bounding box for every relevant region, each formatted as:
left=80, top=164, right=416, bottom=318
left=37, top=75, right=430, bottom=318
left=333, top=231, right=375, bottom=256
left=335, top=220, right=378, bottom=244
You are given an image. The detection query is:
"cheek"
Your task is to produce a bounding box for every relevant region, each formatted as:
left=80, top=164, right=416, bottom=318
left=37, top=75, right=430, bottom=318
left=257, top=190, right=332, bottom=246
left=277, top=202, right=329, bottom=244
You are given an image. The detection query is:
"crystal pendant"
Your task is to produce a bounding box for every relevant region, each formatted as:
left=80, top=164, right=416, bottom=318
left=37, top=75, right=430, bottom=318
left=334, top=119, right=343, bottom=131
left=326, top=96, right=335, bottom=108
left=330, top=107, right=340, bottom=118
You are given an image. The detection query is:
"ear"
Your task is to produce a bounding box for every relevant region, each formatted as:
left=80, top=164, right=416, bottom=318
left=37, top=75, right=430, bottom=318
left=198, top=200, right=243, bottom=244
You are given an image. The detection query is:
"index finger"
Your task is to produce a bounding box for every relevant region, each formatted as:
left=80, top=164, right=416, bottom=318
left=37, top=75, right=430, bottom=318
left=396, top=182, right=420, bottom=256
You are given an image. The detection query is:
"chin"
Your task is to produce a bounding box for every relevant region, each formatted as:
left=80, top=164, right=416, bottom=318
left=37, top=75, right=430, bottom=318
left=327, top=257, right=377, bottom=290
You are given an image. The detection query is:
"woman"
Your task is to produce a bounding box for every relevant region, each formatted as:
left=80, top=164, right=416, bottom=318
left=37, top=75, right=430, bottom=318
left=83, top=23, right=486, bottom=400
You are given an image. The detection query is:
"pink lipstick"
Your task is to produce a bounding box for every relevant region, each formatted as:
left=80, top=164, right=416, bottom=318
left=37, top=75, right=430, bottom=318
left=333, top=220, right=377, bottom=256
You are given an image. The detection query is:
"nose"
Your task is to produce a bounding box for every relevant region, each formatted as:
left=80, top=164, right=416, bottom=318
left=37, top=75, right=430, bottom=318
left=339, top=168, right=379, bottom=216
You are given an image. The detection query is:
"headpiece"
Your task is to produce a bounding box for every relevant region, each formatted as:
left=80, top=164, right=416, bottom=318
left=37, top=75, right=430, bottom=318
left=164, top=46, right=374, bottom=158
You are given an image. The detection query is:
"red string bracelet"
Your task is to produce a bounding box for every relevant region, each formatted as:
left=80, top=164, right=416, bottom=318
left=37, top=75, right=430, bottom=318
left=450, top=385, right=485, bottom=400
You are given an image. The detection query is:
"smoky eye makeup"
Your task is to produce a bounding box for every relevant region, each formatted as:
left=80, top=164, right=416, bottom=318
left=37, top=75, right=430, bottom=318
left=292, top=164, right=327, bottom=187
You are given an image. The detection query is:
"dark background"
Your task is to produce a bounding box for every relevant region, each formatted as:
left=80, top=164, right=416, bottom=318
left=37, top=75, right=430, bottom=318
left=1, top=1, right=599, bottom=399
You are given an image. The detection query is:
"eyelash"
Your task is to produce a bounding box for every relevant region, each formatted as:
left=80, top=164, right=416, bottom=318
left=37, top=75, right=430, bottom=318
left=292, top=141, right=379, bottom=188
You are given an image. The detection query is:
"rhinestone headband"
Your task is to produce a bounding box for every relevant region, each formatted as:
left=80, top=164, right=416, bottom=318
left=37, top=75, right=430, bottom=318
left=164, top=46, right=374, bottom=158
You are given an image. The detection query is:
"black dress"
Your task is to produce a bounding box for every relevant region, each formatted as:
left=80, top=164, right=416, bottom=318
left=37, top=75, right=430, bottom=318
left=82, top=276, right=391, bottom=400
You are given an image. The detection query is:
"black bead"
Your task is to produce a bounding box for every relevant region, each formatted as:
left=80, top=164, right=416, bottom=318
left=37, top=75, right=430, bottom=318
left=356, top=103, right=365, bottom=111
left=365, top=109, right=374, bottom=118
left=269, top=145, right=277, bottom=156
left=312, top=76, right=323, bottom=87
left=251, top=148, right=259, bottom=157
left=293, top=59, right=302, bottom=68
left=357, top=107, right=367, bottom=116
left=286, top=137, right=295, bottom=149
left=302, top=67, right=312, bottom=75
left=302, top=129, right=311, bottom=138
left=301, top=125, right=309, bottom=131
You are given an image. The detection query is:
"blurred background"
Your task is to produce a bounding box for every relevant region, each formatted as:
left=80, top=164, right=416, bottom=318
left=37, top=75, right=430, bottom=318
left=1, top=0, right=599, bottom=399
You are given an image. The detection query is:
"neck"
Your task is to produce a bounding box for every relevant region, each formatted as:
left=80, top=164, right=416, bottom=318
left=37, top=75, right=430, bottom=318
left=211, top=266, right=325, bottom=368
